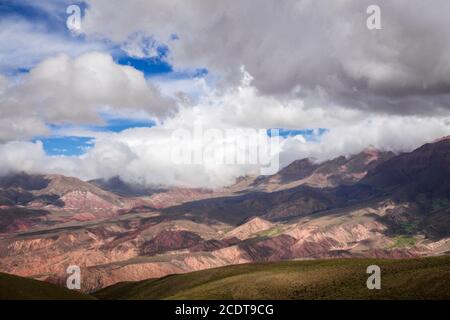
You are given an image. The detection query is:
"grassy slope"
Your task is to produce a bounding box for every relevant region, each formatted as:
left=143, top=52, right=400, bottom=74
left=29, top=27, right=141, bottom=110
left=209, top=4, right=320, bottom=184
left=1, top=257, right=448, bottom=300
left=94, top=256, right=450, bottom=300
left=0, top=272, right=95, bottom=300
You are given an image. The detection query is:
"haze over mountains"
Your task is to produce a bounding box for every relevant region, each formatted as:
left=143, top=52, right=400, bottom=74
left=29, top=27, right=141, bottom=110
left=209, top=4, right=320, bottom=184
left=0, top=137, right=448, bottom=292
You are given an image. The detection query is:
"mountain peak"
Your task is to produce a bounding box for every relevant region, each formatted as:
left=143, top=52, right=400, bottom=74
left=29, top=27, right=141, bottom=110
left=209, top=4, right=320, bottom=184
left=361, top=145, right=380, bottom=154
left=432, top=135, right=450, bottom=143
left=226, top=217, right=275, bottom=240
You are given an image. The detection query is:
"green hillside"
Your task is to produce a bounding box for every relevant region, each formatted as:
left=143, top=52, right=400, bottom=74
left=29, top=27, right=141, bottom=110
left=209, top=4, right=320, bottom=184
left=1, top=257, right=449, bottom=300
left=94, top=256, right=450, bottom=300
left=0, top=272, right=95, bottom=300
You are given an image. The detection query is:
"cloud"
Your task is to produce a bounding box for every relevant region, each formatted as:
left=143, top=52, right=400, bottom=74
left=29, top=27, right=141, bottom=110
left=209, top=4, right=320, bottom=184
left=0, top=77, right=448, bottom=188
left=0, top=141, right=47, bottom=176
left=83, top=0, right=450, bottom=116
left=0, top=17, right=106, bottom=73
left=120, top=33, right=161, bottom=59
left=279, top=116, right=450, bottom=167
left=0, top=52, right=175, bottom=141
left=0, top=1, right=449, bottom=188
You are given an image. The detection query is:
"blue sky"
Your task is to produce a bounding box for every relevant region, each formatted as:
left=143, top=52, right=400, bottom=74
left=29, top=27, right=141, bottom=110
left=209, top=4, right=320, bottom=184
left=269, top=128, right=328, bottom=140
left=34, top=136, right=94, bottom=156
left=0, top=0, right=73, bottom=30
left=37, top=118, right=157, bottom=156
left=117, top=50, right=173, bottom=76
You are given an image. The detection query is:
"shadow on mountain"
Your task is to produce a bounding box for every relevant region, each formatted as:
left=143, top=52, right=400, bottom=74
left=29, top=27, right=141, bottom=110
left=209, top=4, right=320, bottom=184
left=0, top=207, right=51, bottom=234
left=90, top=176, right=166, bottom=197
left=0, top=173, right=50, bottom=191
left=163, top=183, right=381, bottom=225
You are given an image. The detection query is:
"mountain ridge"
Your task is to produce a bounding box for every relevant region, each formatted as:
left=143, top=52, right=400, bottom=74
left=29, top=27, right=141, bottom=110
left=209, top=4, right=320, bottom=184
left=0, top=137, right=448, bottom=292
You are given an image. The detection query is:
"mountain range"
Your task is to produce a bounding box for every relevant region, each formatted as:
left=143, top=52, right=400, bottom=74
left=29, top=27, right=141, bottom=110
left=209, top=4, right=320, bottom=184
left=0, top=137, right=449, bottom=292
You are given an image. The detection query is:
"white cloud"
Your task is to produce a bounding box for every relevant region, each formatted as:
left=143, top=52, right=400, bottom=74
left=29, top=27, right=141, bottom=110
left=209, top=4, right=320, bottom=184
left=120, top=33, right=160, bottom=59
left=0, top=52, right=175, bottom=141
left=0, top=76, right=448, bottom=188
left=0, top=17, right=106, bottom=73
left=0, top=141, right=47, bottom=176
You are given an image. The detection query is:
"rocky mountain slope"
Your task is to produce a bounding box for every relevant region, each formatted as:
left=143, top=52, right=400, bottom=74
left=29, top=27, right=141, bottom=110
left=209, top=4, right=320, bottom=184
left=0, top=138, right=448, bottom=292
left=227, top=147, right=395, bottom=192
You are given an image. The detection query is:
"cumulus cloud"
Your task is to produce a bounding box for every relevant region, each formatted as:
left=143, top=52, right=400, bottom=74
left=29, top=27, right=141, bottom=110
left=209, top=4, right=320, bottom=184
left=0, top=141, right=47, bottom=176
left=279, top=116, right=450, bottom=167
left=0, top=76, right=448, bottom=188
left=0, top=52, right=175, bottom=141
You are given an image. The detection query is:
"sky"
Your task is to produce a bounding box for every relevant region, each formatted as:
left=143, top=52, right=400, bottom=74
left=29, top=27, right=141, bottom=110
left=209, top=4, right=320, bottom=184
left=0, top=0, right=449, bottom=187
